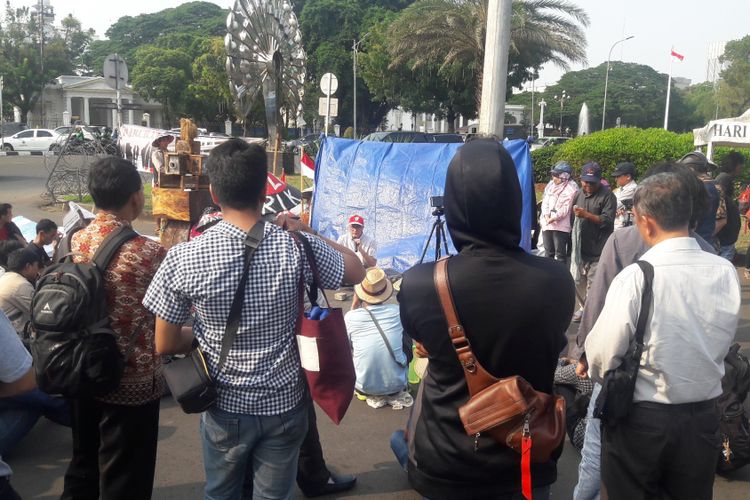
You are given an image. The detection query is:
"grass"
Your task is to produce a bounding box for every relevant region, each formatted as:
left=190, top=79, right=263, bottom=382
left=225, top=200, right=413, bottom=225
left=62, top=184, right=153, bottom=214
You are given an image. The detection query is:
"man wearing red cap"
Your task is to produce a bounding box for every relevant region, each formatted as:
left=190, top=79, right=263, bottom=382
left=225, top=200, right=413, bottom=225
left=337, top=214, right=377, bottom=267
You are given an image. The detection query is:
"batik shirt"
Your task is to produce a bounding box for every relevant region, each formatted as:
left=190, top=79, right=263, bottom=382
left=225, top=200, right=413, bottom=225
left=72, top=212, right=166, bottom=405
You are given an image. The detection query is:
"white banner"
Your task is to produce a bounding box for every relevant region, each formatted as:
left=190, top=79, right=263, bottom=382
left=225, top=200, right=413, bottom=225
left=693, top=109, right=750, bottom=148
left=117, top=124, right=171, bottom=172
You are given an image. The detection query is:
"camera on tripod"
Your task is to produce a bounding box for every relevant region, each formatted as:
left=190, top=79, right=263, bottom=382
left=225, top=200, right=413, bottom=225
left=430, top=195, right=445, bottom=216
left=420, top=195, right=449, bottom=263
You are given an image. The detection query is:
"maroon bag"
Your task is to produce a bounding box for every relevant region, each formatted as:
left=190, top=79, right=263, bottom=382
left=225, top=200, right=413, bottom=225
left=292, top=233, right=356, bottom=424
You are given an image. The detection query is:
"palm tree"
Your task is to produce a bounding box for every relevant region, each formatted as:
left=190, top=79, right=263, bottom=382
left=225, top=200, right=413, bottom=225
left=387, top=0, right=590, bottom=106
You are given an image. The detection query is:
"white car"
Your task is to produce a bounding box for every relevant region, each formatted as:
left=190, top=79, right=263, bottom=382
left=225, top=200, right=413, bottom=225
left=2, top=129, right=60, bottom=152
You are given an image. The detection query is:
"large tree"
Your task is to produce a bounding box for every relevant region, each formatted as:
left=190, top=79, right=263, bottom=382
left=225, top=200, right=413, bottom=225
left=508, top=61, right=696, bottom=133
left=358, top=13, right=476, bottom=132
left=717, top=35, right=750, bottom=117
left=131, top=46, right=192, bottom=127
left=298, top=0, right=414, bottom=132
left=0, top=4, right=87, bottom=122
left=387, top=0, right=590, bottom=109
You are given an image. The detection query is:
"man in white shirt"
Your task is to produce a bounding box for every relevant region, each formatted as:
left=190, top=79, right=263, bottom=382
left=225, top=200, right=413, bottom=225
left=611, top=162, right=637, bottom=230
left=337, top=214, right=377, bottom=267
left=0, top=249, right=42, bottom=333
left=585, top=172, right=740, bottom=500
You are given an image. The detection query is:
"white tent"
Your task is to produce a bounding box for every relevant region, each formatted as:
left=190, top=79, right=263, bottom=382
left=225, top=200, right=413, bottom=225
left=693, top=109, right=750, bottom=159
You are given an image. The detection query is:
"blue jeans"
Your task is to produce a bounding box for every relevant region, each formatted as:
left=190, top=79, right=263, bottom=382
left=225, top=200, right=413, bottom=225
left=0, top=389, right=70, bottom=455
left=390, top=430, right=408, bottom=471
left=201, top=401, right=308, bottom=500
left=719, top=244, right=736, bottom=261
left=574, top=383, right=601, bottom=500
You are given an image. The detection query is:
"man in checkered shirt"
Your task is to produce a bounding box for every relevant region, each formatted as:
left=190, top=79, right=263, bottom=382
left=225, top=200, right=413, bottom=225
left=143, top=139, right=364, bottom=500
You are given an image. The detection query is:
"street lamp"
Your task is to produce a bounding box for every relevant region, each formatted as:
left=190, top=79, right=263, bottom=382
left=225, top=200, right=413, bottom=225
left=352, top=32, right=371, bottom=139
left=553, top=90, right=570, bottom=134
left=601, top=35, right=634, bottom=131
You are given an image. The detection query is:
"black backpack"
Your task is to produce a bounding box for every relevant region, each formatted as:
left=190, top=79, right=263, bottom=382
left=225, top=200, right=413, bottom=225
left=30, top=226, right=137, bottom=398
left=717, top=343, right=750, bottom=474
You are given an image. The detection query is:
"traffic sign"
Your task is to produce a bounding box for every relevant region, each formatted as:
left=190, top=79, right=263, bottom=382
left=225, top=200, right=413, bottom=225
left=319, top=97, right=338, bottom=117
left=320, top=73, right=338, bottom=96
left=103, top=54, right=128, bottom=91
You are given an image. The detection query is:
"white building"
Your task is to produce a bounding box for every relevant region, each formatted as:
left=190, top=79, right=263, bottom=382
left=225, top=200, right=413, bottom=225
left=382, top=104, right=526, bottom=134
left=29, top=76, right=164, bottom=129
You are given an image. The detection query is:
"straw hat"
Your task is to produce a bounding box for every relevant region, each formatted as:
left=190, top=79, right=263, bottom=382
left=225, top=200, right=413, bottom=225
left=354, top=268, right=393, bottom=304
left=152, top=134, right=174, bottom=147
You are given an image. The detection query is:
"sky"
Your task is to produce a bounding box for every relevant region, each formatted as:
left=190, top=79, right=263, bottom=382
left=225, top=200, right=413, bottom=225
left=25, top=0, right=750, bottom=89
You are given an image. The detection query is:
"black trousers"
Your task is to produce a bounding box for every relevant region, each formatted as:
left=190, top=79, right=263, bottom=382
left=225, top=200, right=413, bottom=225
left=61, top=397, right=160, bottom=500
left=542, top=230, right=570, bottom=261
left=601, top=399, right=721, bottom=500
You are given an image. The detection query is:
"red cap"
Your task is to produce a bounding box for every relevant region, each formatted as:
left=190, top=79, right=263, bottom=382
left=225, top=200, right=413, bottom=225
left=348, top=214, right=365, bottom=226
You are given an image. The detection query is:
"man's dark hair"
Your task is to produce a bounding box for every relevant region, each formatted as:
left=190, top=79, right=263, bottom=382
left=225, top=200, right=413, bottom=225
left=36, top=218, right=58, bottom=234
left=0, top=203, right=11, bottom=217
left=7, top=248, right=41, bottom=274
left=206, top=139, right=267, bottom=210
left=88, top=157, right=142, bottom=210
left=0, top=240, right=23, bottom=269
left=634, top=173, right=692, bottom=231
left=720, top=152, right=745, bottom=174
left=642, top=162, right=706, bottom=230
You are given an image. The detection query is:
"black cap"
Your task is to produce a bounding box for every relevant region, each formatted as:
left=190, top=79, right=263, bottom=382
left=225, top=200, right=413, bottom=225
left=612, top=162, right=636, bottom=178
left=679, top=151, right=717, bottom=173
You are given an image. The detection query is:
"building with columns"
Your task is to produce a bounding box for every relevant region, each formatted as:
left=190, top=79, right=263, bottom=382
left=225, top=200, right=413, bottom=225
left=28, top=75, right=163, bottom=129
left=381, top=104, right=526, bottom=135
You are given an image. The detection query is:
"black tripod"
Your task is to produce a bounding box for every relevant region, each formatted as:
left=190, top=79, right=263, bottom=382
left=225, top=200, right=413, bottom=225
left=419, top=207, right=450, bottom=263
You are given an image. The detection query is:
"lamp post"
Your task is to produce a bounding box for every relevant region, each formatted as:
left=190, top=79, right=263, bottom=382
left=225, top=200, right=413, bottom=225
left=601, top=35, right=634, bottom=131
left=553, top=90, right=570, bottom=135
left=352, top=32, right=371, bottom=139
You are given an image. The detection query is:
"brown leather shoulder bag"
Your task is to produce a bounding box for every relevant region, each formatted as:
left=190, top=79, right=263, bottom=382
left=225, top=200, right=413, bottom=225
left=433, top=257, right=566, bottom=465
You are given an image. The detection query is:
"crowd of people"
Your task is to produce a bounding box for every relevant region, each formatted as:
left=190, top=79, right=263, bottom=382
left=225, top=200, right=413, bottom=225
left=0, top=138, right=747, bottom=500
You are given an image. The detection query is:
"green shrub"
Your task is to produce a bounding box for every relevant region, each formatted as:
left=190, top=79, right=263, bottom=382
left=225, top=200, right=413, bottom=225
left=342, top=126, right=354, bottom=139
left=551, top=128, right=694, bottom=178
left=530, top=145, right=560, bottom=183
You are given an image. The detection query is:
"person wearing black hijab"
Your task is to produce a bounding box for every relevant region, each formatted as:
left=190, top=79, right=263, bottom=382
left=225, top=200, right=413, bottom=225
left=398, top=139, right=575, bottom=500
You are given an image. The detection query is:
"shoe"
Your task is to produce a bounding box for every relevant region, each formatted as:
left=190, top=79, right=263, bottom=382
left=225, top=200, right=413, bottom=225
left=301, top=472, right=357, bottom=498
left=572, top=309, right=583, bottom=323
left=354, top=390, right=367, bottom=401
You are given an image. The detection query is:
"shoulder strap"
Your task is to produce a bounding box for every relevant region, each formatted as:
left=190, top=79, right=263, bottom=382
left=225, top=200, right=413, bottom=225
left=364, top=307, right=407, bottom=368
left=433, top=257, right=498, bottom=396
left=633, top=261, right=655, bottom=347
left=91, top=225, right=139, bottom=270
left=216, top=221, right=266, bottom=374
left=291, top=231, right=330, bottom=308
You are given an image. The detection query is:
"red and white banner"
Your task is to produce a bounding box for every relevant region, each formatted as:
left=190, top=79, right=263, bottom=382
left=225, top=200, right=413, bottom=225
left=670, top=49, right=684, bottom=61
left=301, top=149, right=316, bottom=179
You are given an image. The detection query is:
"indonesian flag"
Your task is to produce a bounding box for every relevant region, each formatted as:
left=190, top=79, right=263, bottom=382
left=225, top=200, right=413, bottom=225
left=301, top=149, right=315, bottom=179
left=670, top=49, right=684, bottom=61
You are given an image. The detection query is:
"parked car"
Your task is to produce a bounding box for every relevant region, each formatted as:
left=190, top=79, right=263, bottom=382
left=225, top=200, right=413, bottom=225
left=0, top=122, right=28, bottom=138
left=2, top=129, right=60, bottom=152
left=287, top=133, right=321, bottom=154
left=530, top=136, right=570, bottom=151
left=363, top=131, right=432, bottom=143
left=430, top=133, right=464, bottom=143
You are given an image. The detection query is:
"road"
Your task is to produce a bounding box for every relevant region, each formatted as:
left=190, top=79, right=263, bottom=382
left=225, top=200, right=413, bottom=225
left=2, top=156, right=750, bottom=499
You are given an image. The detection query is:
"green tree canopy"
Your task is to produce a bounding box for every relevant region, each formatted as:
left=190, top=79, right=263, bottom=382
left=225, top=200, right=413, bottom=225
left=509, top=62, right=696, bottom=133
left=0, top=3, right=89, bottom=121
left=717, top=35, right=750, bottom=117
left=387, top=0, right=590, bottom=109
left=131, top=46, right=192, bottom=126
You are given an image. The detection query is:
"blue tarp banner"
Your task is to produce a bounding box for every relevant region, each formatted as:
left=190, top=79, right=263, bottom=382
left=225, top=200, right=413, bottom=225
left=311, top=137, right=534, bottom=272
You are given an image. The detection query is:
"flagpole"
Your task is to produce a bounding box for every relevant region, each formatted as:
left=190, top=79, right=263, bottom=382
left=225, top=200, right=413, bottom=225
left=663, top=50, right=673, bottom=130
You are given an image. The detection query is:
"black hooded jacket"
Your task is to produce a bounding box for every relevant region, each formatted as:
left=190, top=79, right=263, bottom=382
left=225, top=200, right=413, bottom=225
left=399, top=140, right=575, bottom=499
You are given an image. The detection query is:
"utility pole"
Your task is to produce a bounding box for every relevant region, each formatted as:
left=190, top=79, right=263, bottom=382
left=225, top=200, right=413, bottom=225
left=478, top=0, right=512, bottom=138
left=0, top=76, right=4, bottom=140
